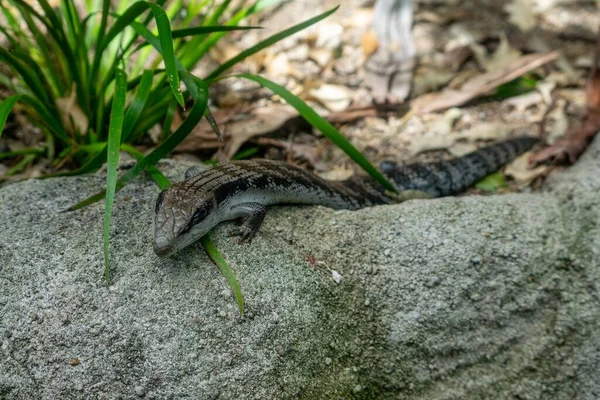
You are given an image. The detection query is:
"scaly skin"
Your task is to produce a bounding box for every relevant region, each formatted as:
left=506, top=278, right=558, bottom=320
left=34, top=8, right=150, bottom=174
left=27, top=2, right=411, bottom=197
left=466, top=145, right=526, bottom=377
left=153, top=137, right=537, bottom=257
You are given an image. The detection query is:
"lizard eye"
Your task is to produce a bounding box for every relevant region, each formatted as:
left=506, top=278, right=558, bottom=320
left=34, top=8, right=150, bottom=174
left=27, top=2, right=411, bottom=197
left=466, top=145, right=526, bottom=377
left=181, top=200, right=215, bottom=234
left=155, top=191, right=165, bottom=214
left=190, top=207, right=209, bottom=226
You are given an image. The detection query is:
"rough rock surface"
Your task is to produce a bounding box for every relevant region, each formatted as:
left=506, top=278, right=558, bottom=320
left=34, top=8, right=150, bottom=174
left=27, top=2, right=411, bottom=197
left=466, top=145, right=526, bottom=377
left=1, top=138, right=599, bottom=400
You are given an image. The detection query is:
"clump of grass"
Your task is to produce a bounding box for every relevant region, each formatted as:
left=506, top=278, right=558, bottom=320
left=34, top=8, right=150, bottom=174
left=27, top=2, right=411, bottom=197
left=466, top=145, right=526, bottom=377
left=0, top=1, right=397, bottom=315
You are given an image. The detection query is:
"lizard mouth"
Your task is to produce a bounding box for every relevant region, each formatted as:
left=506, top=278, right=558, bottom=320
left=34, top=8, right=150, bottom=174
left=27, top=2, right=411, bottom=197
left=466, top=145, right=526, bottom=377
left=153, top=236, right=174, bottom=258
left=153, top=244, right=173, bottom=258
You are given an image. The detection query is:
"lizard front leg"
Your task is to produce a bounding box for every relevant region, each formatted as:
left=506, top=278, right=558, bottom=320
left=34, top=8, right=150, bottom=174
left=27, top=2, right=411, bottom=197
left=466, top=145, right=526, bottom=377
left=227, top=202, right=267, bottom=243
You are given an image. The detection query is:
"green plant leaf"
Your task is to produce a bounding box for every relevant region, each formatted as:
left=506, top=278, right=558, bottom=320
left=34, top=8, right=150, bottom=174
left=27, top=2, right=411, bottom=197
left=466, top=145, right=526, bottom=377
left=475, top=172, right=508, bottom=192
left=179, top=0, right=266, bottom=68
left=41, top=69, right=154, bottom=178
left=89, top=0, right=111, bottom=92
left=0, top=95, right=23, bottom=138
left=494, top=75, right=539, bottom=99
left=146, top=2, right=184, bottom=108
left=201, top=235, right=244, bottom=316
left=206, top=6, right=338, bottom=80
left=171, top=25, right=261, bottom=38
left=5, top=153, right=36, bottom=176
left=0, top=47, right=51, bottom=105
left=122, top=69, right=154, bottom=140
left=0, top=147, right=45, bottom=160
left=18, top=94, right=70, bottom=143
left=161, top=96, right=177, bottom=141
left=204, top=0, right=233, bottom=25
left=103, top=68, right=128, bottom=283
left=34, top=0, right=89, bottom=113
left=120, top=143, right=170, bottom=190
left=129, top=21, right=222, bottom=141
left=229, top=73, right=398, bottom=193
left=67, top=76, right=209, bottom=211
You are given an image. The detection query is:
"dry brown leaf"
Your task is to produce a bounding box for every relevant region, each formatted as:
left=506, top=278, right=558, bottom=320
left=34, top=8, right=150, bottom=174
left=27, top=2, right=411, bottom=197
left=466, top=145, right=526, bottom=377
left=544, top=99, right=569, bottom=143
left=409, top=121, right=521, bottom=156
left=505, top=152, right=548, bottom=182
left=176, top=105, right=299, bottom=159
left=462, top=122, right=516, bottom=142
left=253, top=137, right=328, bottom=171
left=56, top=85, right=88, bottom=135
left=504, top=0, right=537, bottom=32
left=410, top=51, right=559, bottom=114
left=505, top=91, right=544, bottom=114
left=484, top=34, right=522, bottom=72
left=317, top=164, right=354, bottom=181
left=412, top=66, right=456, bottom=97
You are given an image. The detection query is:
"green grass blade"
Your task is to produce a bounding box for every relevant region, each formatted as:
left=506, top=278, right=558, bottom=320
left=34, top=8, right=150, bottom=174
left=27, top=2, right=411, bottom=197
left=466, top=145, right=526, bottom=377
left=18, top=95, right=70, bottom=143
left=0, top=47, right=51, bottom=105
left=171, top=25, right=261, bottom=38
left=17, top=10, right=65, bottom=96
left=0, top=147, right=45, bottom=160
left=120, top=143, right=170, bottom=190
left=475, top=172, right=508, bottom=192
left=201, top=234, right=244, bottom=316
left=99, top=2, right=147, bottom=54
left=129, top=22, right=222, bottom=141
left=103, top=68, right=128, bottom=283
left=146, top=2, right=185, bottom=108
left=203, top=0, right=233, bottom=25
left=62, top=0, right=91, bottom=84
left=161, top=96, right=177, bottom=141
left=231, top=73, right=398, bottom=193
left=89, top=0, right=111, bottom=92
left=44, top=69, right=153, bottom=178
left=5, top=153, right=36, bottom=176
left=122, top=69, right=154, bottom=140
left=67, top=77, right=209, bottom=211
left=0, top=95, right=23, bottom=138
left=180, top=3, right=262, bottom=69
left=206, top=6, right=338, bottom=80
left=35, top=0, right=90, bottom=114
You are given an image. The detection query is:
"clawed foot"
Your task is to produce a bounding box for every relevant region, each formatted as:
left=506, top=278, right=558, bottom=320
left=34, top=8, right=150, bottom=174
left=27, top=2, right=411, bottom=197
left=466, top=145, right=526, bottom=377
left=227, top=224, right=257, bottom=244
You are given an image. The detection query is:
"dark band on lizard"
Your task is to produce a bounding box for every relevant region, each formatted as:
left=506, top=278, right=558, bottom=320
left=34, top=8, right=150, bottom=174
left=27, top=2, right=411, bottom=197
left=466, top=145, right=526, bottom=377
left=153, top=136, right=537, bottom=257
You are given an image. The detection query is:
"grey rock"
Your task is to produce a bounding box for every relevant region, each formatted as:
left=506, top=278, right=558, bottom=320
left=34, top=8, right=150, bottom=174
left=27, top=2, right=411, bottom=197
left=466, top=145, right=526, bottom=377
left=1, top=138, right=600, bottom=399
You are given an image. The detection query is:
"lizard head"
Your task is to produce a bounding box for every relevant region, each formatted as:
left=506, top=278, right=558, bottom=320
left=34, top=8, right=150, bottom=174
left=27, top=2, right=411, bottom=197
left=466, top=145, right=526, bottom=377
left=153, top=183, right=218, bottom=257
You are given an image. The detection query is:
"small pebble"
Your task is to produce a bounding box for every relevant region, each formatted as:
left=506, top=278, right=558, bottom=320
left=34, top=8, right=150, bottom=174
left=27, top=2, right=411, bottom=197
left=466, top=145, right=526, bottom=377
left=426, top=277, right=441, bottom=287
left=134, top=385, right=146, bottom=397
left=331, top=270, right=343, bottom=284
left=218, top=310, right=227, bottom=318
left=407, top=310, right=420, bottom=321
left=383, top=249, right=391, bottom=257
left=325, top=357, right=332, bottom=365
left=353, top=385, right=363, bottom=394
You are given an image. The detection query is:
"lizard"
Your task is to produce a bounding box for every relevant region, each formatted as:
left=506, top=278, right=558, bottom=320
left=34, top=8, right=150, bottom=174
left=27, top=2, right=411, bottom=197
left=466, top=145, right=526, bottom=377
left=153, top=136, right=537, bottom=257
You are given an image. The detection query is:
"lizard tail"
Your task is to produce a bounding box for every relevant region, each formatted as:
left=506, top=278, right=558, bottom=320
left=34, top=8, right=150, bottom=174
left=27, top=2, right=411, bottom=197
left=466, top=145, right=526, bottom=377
left=380, top=136, right=538, bottom=198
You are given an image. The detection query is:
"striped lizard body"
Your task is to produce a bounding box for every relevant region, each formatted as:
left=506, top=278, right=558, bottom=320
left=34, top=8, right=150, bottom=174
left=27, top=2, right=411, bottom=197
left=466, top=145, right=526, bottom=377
left=153, top=137, right=536, bottom=257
